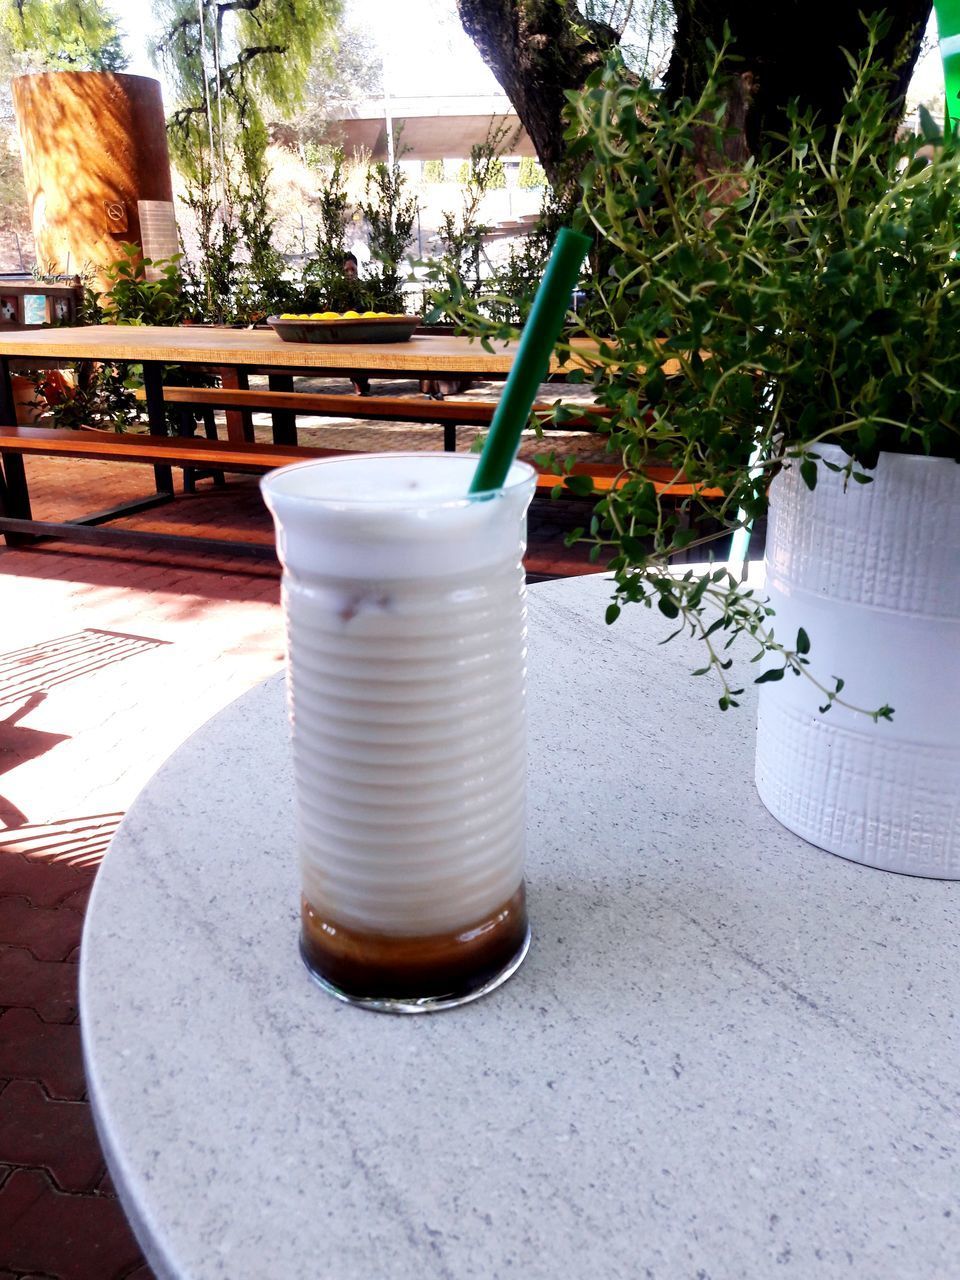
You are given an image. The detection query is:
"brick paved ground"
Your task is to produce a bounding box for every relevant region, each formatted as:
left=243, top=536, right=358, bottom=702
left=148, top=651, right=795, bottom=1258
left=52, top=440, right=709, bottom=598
left=0, top=382, right=612, bottom=1277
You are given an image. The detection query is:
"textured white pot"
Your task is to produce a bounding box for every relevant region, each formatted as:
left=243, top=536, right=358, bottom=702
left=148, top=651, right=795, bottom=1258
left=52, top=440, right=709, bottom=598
left=755, top=444, right=960, bottom=877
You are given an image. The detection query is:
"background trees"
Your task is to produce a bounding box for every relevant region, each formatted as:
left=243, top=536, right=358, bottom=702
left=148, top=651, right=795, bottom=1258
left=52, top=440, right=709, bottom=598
left=0, top=0, right=129, bottom=239
left=150, top=0, right=341, bottom=318
left=152, top=0, right=338, bottom=171
left=2, top=0, right=127, bottom=71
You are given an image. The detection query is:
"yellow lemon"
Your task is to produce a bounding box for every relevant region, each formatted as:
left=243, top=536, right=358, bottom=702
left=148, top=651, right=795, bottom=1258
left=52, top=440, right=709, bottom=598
left=362, top=311, right=378, bottom=317
left=342, top=310, right=361, bottom=319
left=309, top=312, right=324, bottom=319
left=279, top=313, right=295, bottom=319
left=319, top=311, right=340, bottom=319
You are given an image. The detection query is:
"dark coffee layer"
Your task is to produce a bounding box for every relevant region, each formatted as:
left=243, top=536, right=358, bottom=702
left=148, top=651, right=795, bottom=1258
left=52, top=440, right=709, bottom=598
left=301, top=883, right=528, bottom=1002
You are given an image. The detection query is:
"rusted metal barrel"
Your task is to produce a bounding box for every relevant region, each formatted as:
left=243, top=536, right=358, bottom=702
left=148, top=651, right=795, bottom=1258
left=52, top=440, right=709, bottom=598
left=12, top=71, right=178, bottom=288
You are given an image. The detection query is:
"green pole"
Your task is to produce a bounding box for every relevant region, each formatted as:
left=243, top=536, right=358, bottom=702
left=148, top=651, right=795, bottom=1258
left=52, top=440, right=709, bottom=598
left=935, top=0, right=960, bottom=136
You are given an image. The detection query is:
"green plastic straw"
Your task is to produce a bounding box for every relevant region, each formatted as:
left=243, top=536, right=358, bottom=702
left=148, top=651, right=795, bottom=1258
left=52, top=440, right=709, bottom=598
left=469, top=226, right=592, bottom=494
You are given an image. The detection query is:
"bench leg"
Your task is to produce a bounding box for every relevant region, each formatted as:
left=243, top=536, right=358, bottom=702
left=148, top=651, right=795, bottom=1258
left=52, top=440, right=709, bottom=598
left=143, top=361, right=174, bottom=496
left=179, top=407, right=199, bottom=493
left=0, top=452, right=36, bottom=546
left=218, top=366, right=255, bottom=444
left=268, top=374, right=297, bottom=446
left=199, top=410, right=225, bottom=486
left=179, top=407, right=226, bottom=493
left=443, top=422, right=458, bottom=453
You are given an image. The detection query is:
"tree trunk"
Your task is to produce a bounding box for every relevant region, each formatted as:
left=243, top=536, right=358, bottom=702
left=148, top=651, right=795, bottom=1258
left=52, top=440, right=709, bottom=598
left=455, top=0, right=622, bottom=187
left=459, top=1, right=932, bottom=180
left=666, top=1, right=932, bottom=153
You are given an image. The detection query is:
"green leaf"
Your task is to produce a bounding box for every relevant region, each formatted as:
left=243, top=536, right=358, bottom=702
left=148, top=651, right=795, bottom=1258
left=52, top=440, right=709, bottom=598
left=645, top=367, right=666, bottom=405
left=605, top=603, right=621, bottom=625
left=621, top=535, right=648, bottom=559
left=836, top=318, right=861, bottom=342
left=800, top=458, right=817, bottom=491
left=919, top=103, right=943, bottom=144
left=795, top=628, right=810, bottom=655
left=658, top=597, right=680, bottom=620
left=864, top=307, right=900, bottom=337
left=563, top=474, right=595, bottom=497
left=755, top=667, right=785, bottom=683
left=797, top=402, right=819, bottom=436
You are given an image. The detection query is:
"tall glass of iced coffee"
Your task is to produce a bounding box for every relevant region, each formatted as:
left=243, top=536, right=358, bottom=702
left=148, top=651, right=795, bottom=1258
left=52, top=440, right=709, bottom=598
left=261, top=452, right=536, bottom=1012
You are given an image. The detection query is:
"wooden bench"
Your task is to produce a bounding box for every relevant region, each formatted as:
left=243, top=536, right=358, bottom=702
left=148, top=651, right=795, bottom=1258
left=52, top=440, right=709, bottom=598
left=0, top=428, right=336, bottom=557
left=153, top=386, right=723, bottom=498
left=151, top=384, right=612, bottom=452
left=158, top=386, right=722, bottom=492
left=0, top=425, right=637, bottom=559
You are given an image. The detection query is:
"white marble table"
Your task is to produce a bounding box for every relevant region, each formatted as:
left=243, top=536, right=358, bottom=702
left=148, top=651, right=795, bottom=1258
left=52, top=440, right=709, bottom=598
left=80, top=573, right=960, bottom=1279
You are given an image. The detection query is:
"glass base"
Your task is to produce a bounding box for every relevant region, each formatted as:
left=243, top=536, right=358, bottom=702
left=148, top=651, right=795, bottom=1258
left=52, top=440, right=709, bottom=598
left=299, top=925, right=530, bottom=1014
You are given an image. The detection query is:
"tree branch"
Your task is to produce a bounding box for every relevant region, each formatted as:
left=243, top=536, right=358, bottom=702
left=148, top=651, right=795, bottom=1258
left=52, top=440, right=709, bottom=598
left=235, top=43, right=285, bottom=66
left=216, top=0, right=265, bottom=13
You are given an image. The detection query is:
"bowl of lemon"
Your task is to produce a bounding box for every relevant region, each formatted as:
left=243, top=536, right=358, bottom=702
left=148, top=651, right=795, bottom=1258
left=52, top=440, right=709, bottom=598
left=267, top=311, right=419, bottom=344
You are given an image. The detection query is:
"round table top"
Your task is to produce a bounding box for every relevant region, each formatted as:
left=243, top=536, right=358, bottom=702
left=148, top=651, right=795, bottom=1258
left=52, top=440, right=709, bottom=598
left=80, top=573, right=960, bottom=1280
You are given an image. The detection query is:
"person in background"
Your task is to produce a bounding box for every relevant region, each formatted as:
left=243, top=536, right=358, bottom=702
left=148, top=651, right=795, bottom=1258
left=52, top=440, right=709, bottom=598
left=342, top=254, right=371, bottom=396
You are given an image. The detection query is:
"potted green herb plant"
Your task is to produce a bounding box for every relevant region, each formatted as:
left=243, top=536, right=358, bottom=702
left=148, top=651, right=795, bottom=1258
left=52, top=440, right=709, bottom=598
left=553, top=19, right=960, bottom=877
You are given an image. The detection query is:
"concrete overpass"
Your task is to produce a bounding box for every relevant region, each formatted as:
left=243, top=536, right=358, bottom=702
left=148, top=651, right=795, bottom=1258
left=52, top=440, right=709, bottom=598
left=310, top=94, right=536, bottom=160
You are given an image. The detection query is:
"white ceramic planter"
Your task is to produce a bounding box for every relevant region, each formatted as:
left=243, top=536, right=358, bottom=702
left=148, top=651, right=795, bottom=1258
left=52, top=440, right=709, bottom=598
left=755, top=445, right=960, bottom=877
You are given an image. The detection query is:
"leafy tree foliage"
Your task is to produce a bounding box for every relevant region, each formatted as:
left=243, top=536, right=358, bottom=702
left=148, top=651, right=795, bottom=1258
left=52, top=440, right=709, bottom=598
left=153, top=0, right=339, bottom=176
left=153, top=0, right=341, bottom=319
left=2, top=0, right=127, bottom=71
left=361, top=159, right=418, bottom=312
left=517, top=155, right=545, bottom=188
left=583, top=0, right=673, bottom=77
left=283, top=16, right=383, bottom=142
left=457, top=155, right=505, bottom=187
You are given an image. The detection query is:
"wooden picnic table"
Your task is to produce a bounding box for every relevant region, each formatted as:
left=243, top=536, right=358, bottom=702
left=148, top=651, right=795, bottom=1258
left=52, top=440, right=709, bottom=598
left=0, top=324, right=594, bottom=380
left=0, top=325, right=612, bottom=558
left=0, top=324, right=599, bottom=447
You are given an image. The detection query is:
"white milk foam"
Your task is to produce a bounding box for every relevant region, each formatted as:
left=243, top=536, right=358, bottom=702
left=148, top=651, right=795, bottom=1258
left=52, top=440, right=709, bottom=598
left=263, top=453, right=535, bottom=581
left=262, top=454, right=536, bottom=936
